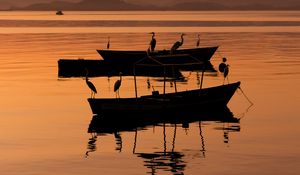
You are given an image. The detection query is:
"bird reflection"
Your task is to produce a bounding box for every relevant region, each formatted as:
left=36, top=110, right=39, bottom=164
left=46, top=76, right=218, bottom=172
left=85, top=133, right=97, bottom=158
left=114, top=132, right=122, bottom=152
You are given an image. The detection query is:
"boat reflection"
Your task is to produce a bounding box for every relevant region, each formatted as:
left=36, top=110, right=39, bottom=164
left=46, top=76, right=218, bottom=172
left=57, top=59, right=216, bottom=78
left=85, top=107, right=241, bottom=174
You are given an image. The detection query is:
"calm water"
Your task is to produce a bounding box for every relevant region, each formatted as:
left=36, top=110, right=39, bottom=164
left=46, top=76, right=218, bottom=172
left=0, top=11, right=299, bottom=175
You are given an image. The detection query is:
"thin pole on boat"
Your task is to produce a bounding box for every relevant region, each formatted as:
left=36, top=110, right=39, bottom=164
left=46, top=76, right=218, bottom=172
left=172, top=66, right=177, bottom=93
left=199, top=63, right=205, bottom=91
left=163, top=66, right=166, bottom=96
left=133, top=65, right=138, bottom=99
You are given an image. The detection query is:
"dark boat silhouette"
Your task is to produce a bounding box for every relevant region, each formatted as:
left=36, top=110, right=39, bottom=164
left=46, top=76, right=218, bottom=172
left=87, top=55, right=240, bottom=116
left=56, top=10, right=64, bottom=15
left=97, top=46, right=219, bottom=64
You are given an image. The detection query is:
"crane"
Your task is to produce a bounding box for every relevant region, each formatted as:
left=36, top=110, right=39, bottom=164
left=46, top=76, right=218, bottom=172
left=149, top=32, right=156, bottom=52
left=170, top=33, right=185, bottom=54
left=85, top=70, right=97, bottom=98
left=114, top=72, right=122, bottom=98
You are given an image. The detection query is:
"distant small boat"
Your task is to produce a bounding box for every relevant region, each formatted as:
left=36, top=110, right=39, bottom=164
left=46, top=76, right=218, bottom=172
left=56, top=10, right=64, bottom=15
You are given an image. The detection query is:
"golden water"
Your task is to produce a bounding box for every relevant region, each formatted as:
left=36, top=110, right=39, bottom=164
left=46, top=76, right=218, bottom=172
left=0, top=11, right=299, bottom=175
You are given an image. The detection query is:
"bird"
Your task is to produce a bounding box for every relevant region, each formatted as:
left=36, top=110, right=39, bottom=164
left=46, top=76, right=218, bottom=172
left=223, top=64, right=230, bottom=84
left=85, top=70, right=97, bottom=98
left=196, top=34, right=200, bottom=47
left=149, top=32, right=156, bottom=52
left=114, top=72, right=122, bottom=98
left=170, top=33, right=185, bottom=54
left=218, top=57, right=227, bottom=73
left=107, top=36, right=110, bottom=49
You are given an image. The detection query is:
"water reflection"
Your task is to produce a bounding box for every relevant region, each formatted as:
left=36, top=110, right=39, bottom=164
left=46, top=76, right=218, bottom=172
left=57, top=59, right=216, bottom=78
left=85, top=107, right=241, bottom=174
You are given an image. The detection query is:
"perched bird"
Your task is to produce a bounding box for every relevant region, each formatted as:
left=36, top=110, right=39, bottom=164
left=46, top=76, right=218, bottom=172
left=224, top=65, right=229, bottom=78
left=218, top=57, right=227, bottom=73
left=196, top=34, right=200, bottom=47
left=107, top=36, right=110, bottom=49
left=170, top=33, right=185, bottom=54
left=149, top=32, right=156, bottom=52
left=223, top=64, right=230, bottom=84
left=114, top=72, right=122, bottom=98
left=85, top=70, right=97, bottom=98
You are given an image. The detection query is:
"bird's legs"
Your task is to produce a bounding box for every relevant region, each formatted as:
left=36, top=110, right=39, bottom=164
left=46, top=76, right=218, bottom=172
left=91, top=91, right=95, bottom=98
left=223, top=77, right=230, bottom=85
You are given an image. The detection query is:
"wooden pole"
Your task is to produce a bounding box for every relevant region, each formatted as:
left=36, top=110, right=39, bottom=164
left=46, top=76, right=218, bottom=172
left=199, top=64, right=205, bottom=91
left=163, top=66, right=166, bottom=96
left=133, top=65, right=138, bottom=99
left=172, top=66, right=177, bottom=93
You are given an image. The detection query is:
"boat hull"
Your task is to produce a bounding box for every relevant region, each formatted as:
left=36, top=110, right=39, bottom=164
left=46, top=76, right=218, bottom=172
left=88, top=81, right=240, bottom=116
left=97, top=46, right=219, bottom=64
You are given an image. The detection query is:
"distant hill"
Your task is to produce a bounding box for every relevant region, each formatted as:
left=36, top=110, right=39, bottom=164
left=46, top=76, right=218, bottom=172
left=10, top=0, right=300, bottom=11
left=11, top=0, right=147, bottom=11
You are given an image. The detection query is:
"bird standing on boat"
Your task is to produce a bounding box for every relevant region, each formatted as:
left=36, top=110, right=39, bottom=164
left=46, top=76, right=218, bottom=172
left=107, top=36, right=110, bottom=49
left=114, top=72, right=122, bottom=98
left=170, top=33, right=185, bottom=54
left=223, top=64, right=229, bottom=84
left=196, top=34, right=200, bottom=47
left=218, top=57, right=227, bottom=73
left=218, top=57, right=229, bottom=84
left=85, top=70, right=97, bottom=98
left=149, top=32, right=156, bottom=52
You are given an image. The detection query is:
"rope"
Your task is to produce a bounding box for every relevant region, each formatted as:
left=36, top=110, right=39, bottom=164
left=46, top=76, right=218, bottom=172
left=238, top=86, right=254, bottom=105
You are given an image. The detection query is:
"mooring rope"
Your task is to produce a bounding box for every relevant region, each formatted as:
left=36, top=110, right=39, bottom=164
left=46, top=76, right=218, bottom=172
left=238, top=86, right=254, bottom=105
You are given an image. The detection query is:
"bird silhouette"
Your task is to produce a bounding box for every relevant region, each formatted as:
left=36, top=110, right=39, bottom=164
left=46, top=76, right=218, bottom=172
left=196, top=34, right=200, bottom=47
left=223, top=64, right=229, bottom=84
left=107, top=36, right=110, bottom=49
left=170, top=33, right=185, bottom=54
left=218, top=57, right=227, bottom=73
left=149, top=32, right=156, bottom=52
left=114, top=72, right=122, bottom=98
left=85, top=70, right=97, bottom=98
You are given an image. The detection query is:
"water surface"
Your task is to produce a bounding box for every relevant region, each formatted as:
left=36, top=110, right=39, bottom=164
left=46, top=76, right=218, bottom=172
left=0, top=11, right=299, bottom=175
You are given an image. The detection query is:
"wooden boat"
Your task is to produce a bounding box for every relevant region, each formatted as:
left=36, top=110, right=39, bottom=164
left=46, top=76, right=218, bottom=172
left=56, top=10, right=64, bottom=15
left=87, top=55, right=240, bottom=116
left=97, top=46, right=219, bottom=64
left=88, top=81, right=240, bottom=115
